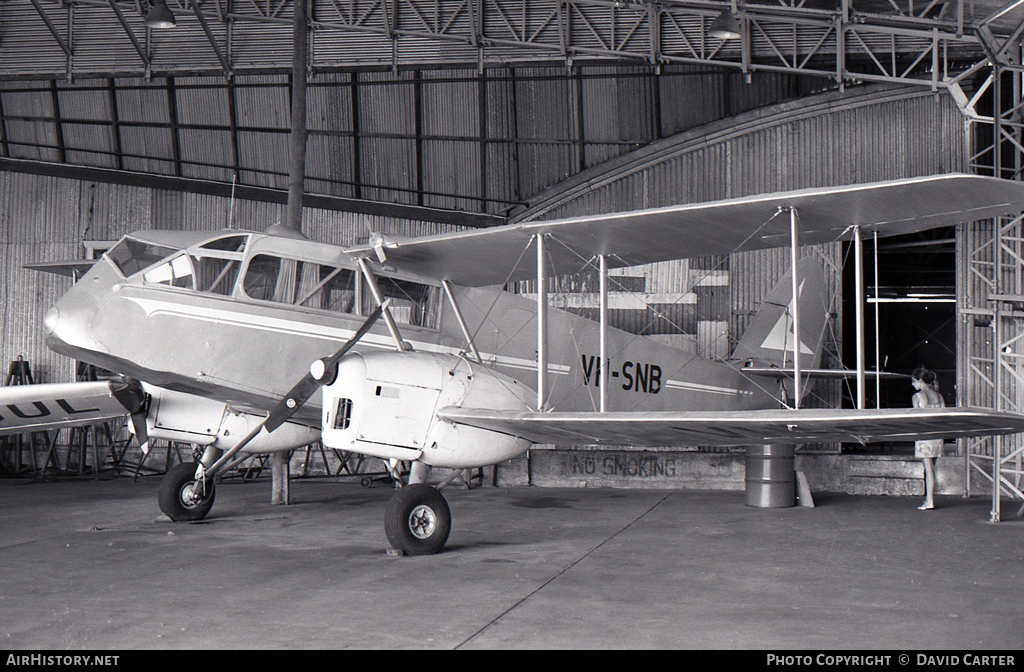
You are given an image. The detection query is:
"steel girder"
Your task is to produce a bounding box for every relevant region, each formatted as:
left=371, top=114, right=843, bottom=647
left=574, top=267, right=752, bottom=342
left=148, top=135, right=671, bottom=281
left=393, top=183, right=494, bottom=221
left=3, top=0, right=1010, bottom=89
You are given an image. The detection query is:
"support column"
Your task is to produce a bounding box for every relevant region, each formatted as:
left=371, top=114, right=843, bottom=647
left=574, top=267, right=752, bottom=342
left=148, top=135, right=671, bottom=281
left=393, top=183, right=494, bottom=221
left=271, top=451, right=291, bottom=505
left=442, top=280, right=483, bottom=364
left=409, top=460, right=431, bottom=485
left=285, top=0, right=308, bottom=233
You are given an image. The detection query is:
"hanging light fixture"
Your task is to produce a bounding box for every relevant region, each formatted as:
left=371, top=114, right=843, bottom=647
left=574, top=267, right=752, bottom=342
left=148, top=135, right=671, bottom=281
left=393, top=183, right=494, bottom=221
left=708, top=9, right=741, bottom=40
left=145, top=0, right=177, bottom=29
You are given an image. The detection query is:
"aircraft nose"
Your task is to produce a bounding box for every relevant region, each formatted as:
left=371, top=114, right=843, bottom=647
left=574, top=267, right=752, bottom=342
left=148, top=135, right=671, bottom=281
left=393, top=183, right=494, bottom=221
left=44, top=292, right=110, bottom=357
left=43, top=306, right=59, bottom=334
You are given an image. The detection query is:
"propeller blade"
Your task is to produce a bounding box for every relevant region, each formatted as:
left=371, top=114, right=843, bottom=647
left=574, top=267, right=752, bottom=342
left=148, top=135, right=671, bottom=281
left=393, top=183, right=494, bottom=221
left=130, top=411, right=150, bottom=455
left=110, top=377, right=150, bottom=454
left=264, top=302, right=386, bottom=433
left=109, top=377, right=146, bottom=414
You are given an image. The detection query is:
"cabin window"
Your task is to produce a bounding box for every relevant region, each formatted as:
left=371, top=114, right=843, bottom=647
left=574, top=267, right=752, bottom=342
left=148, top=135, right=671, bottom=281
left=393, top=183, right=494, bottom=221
left=107, top=238, right=176, bottom=277
left=241, top=253, right=438, bottom=329
left=242, top=255, right=283, bottom=302
left=142, top=254, right=194, bottom=289
left=192, top=256, right=240, bottom=296
left=297, top=265, right=358, bottom=314
left=241, top=254, right=319, bottom=305
left=188, top=236, right=247, bottom=297
left=366, top=276, right=440, bottom=329
left=243, top=254, right=360, bottom=316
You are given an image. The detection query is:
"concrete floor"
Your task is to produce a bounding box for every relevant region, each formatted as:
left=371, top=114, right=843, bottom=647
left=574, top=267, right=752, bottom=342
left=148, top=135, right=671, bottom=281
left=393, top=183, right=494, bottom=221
left=0, top=475, right=1021, bottom=650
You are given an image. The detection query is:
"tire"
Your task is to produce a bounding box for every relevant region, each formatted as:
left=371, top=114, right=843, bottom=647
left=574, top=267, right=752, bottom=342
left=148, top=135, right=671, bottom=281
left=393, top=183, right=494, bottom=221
left=159, top=462, right=216, bottom=521
left=384, top=484, right=451, bottom=555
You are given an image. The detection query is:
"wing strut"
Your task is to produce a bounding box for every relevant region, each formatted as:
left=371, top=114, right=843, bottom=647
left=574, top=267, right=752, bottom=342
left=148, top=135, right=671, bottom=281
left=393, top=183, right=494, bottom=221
left=853, top=225, right=866, bottom=409
left=873, top=231, right=882, bottom=409
left=599, top=253, right=609, bottom=413
left=357, top=258, right=407, bottom=351
left=536, top=233, right=548, bottom=410
left=441, top=280, right=483, bottom=364
left=789, top=207, right=802, bottom=408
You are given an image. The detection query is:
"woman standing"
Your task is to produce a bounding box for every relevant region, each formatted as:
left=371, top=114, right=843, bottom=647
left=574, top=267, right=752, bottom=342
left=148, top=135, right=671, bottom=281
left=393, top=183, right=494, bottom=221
left=912, top=366, right=945, bottom=510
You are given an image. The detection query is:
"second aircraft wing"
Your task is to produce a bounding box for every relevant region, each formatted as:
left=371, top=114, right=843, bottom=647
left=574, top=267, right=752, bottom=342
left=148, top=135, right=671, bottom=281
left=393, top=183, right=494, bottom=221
left=0, top=380, right=145, bottom=436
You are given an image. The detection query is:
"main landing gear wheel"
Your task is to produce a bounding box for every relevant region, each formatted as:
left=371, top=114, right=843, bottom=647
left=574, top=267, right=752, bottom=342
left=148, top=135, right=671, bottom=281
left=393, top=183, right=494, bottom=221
left=159, top=462, right=216, bottom=521
left=384, top=484, right=451, bottom=555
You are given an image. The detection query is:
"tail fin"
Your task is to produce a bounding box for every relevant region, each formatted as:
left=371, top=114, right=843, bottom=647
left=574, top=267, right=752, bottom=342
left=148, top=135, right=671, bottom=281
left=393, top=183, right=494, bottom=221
left=730, top=257, right=828, bottom=370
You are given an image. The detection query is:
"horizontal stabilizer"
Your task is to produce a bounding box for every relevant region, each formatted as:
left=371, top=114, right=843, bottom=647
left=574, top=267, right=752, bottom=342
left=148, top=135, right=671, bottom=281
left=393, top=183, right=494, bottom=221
left=438, top=406, right=1024, bottom=448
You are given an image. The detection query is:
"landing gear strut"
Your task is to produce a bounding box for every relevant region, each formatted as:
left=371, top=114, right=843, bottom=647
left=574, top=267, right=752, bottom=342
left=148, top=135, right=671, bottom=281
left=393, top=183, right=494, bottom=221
left=158, top=462, right=215, bottom=521
left=384, top=484, right=451, bottom=555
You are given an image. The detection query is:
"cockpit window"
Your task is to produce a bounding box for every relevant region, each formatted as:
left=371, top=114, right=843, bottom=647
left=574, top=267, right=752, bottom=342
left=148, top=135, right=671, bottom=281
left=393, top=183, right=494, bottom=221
left=143, top=254, right=194, bottom=289
left=107, top=238, right=176, bottom=277
left=201, top=235, right=247, bottom=253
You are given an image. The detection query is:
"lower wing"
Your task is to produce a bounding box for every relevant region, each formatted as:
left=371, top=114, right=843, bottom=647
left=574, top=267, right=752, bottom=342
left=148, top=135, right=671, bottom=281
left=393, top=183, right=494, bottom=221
left=738, top=367, right=909, bottom=381
left=0, top=380, right=145, bottom=436
left=437, top=407, right=1024, bottom=447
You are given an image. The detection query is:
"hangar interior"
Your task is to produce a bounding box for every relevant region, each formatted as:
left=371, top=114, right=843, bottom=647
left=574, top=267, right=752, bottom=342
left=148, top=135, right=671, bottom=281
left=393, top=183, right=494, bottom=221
left=1, top=0, right=1024, bottom=522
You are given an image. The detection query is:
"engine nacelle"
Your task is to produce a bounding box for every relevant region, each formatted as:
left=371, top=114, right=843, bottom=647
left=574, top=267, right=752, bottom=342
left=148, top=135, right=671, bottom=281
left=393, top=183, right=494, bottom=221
left=141, top=385, right=320, bottom=453
left=321, top=351, right=535, bottom=469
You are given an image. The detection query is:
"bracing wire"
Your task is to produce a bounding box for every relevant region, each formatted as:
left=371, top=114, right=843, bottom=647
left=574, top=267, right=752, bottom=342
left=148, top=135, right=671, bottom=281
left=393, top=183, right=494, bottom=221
left=538, top=209, right=795, bottom=413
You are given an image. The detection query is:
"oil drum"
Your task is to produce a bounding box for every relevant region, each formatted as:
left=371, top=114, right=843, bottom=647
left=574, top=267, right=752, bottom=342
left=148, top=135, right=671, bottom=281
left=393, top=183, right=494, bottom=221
left=745, top=444, right=795, bottom=508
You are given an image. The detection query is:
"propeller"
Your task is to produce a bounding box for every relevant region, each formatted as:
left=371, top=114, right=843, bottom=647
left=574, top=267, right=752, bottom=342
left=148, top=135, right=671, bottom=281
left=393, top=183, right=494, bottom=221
left=264, top=301, right=386, bottom=432
left=200, top=301, right=387, bottom=480
left=110, top=377, right=151, bottom=454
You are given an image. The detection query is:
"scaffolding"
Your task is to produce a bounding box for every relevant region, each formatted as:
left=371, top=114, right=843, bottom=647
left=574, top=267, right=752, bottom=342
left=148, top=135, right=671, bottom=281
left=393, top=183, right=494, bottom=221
left=957, top=47, right=1024, bottom=520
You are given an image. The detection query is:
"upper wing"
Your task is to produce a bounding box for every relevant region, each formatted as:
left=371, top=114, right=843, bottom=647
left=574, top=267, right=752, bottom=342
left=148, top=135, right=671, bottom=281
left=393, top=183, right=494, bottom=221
left=346, top=173, right=1024, bottom=286
left=23, top=259, right=98, bottom=278
left=0, top=380, right=145, bottom=436
left=437, top=406, right=1024, bottom=447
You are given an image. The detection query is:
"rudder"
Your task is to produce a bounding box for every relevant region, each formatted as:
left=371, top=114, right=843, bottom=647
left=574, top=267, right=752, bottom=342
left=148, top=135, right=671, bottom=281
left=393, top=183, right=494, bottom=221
left=730, top=257, right=829, bottom=371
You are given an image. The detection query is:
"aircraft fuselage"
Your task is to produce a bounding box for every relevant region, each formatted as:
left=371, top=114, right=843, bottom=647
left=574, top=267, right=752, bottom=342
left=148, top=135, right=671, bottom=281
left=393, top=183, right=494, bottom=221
left=43, top=228, right=779, bottom=455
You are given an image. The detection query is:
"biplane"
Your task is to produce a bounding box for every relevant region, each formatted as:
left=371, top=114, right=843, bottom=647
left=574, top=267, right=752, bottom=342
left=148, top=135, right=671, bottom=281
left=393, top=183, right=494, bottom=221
left=6, top=172, right=1024, bottom=555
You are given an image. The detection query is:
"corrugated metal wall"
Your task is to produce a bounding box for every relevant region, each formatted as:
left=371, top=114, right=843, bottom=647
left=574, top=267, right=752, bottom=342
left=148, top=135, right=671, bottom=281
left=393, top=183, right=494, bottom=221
left=232, top=74, right=291, bottom=190
left=0, top=64, right=824, bottom=217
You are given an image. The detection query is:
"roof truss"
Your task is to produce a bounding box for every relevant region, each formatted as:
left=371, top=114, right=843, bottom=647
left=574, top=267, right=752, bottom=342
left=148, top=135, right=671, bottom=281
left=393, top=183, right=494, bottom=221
left=2, top=0, right=1021, bottom=91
